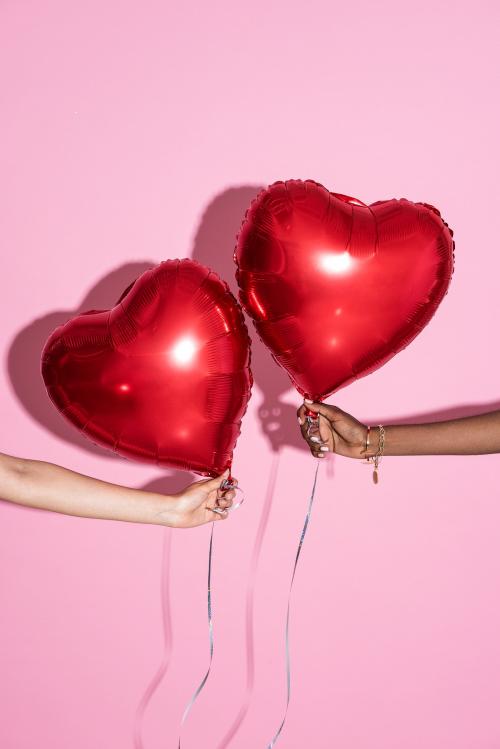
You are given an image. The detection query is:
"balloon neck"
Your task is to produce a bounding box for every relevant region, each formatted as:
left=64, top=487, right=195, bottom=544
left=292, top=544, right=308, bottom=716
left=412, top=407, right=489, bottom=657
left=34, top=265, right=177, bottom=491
left=221, top=466, right=235, bottom=489
left=304, top=408, right=317, bottom=419
left=304, top=396, right=324, bottom=421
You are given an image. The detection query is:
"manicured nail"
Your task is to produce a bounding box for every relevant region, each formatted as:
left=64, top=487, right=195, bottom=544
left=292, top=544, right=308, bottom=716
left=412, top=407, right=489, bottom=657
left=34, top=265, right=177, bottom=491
left=320, top=446, right=329, bottom=452
left=297, top=417, right=303, bottom=425
left=304, top=399, right=313, bottom=404
left=317, top=453, right=325, bottom=458
left=310, top=436, right=320, bottom=443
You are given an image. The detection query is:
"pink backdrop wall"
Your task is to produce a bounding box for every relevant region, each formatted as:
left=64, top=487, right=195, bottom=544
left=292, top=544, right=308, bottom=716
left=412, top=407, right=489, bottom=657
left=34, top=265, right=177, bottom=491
left=1, top=1, right=500, bottom=747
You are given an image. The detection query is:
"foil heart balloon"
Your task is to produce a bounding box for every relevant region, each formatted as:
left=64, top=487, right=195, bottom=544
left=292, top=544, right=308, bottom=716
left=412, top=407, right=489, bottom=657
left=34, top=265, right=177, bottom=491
left=235, top=179, right=454, bottom=400
left=42, top=259, right=252, bottom=475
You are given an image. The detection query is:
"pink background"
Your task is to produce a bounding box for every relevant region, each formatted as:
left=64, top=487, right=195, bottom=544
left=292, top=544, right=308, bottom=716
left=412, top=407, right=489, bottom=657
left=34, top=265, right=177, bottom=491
left=1, top=1, right=500, bottom=747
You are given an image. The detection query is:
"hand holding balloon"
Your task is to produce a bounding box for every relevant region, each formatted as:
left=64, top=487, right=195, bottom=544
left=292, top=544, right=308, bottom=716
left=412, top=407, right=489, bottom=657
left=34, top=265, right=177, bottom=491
left=158, top=470, right=238, bottom=527
left=297, top=403, right=500, bottom=458
left=297, top=401, right=369, bottom=459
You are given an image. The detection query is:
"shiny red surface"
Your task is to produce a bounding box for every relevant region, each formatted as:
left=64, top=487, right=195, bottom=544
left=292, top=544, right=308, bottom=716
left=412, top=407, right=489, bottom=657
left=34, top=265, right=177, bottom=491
left=42, top=259, right=252, bottom=476
left=235, top=179, right=454, bottom=400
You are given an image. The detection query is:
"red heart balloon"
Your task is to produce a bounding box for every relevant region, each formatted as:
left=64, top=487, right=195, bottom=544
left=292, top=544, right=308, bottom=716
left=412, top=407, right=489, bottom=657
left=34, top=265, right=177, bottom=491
left=235, top=179, right=454, bottom=400
left=42, top=259, right=252, bottom=476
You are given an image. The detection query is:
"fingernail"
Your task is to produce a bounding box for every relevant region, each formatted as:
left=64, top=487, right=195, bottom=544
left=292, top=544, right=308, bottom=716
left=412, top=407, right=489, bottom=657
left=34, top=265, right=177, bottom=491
left=297, top=417, right=303, bottom=425
left=304, top=398, right=313, bottom=404
left=320, top=446, right=329, bottom=452
left=317, top=453, right=325, bottom=458
left=310, top=436, right=320, bottom=443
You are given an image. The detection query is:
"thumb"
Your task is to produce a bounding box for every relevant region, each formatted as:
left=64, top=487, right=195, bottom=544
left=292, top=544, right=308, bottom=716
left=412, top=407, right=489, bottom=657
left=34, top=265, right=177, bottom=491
left=203, top=468, right=230, bottom=492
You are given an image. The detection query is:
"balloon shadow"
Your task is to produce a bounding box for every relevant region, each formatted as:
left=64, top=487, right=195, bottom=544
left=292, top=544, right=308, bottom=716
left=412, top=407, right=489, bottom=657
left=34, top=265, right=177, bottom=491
left=7, top=262, right=156, bottom=456
left=132, top=471, right=191, bottom=749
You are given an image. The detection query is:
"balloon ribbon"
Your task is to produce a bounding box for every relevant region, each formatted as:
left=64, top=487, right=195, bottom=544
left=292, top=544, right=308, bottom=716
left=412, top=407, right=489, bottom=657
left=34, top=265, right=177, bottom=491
left=178, top=481, right=243, bottom=747
left=178, top=522, right=215, bottom=749
left=266, top=462, right=320, bottom=748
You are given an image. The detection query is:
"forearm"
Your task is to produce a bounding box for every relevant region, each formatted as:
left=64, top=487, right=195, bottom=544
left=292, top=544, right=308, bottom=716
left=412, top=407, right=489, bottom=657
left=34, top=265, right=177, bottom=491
left=0, top=453, right=174, bottom=525
left=380, top=410, right=500, bottom=456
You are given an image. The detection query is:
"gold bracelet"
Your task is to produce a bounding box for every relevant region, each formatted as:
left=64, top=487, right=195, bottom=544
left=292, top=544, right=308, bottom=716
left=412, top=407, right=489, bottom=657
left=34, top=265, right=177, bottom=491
left=365, top=425, right=371, bottom=456
left=366, top=424, right=385, bottom=484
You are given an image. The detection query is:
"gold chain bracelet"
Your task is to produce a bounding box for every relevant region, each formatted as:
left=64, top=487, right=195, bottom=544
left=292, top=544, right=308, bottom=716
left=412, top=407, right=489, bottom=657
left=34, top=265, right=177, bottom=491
left=364, top=424, right=385, bottom=484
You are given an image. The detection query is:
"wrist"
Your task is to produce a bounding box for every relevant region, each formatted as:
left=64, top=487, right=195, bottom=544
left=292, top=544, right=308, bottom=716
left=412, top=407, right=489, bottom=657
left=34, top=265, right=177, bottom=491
left=145, top=493, right=178, bottom=527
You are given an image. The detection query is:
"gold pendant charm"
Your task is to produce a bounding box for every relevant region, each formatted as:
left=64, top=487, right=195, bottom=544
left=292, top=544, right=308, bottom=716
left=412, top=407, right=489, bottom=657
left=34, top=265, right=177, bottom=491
left=373, top=468, right=378, bottom=485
